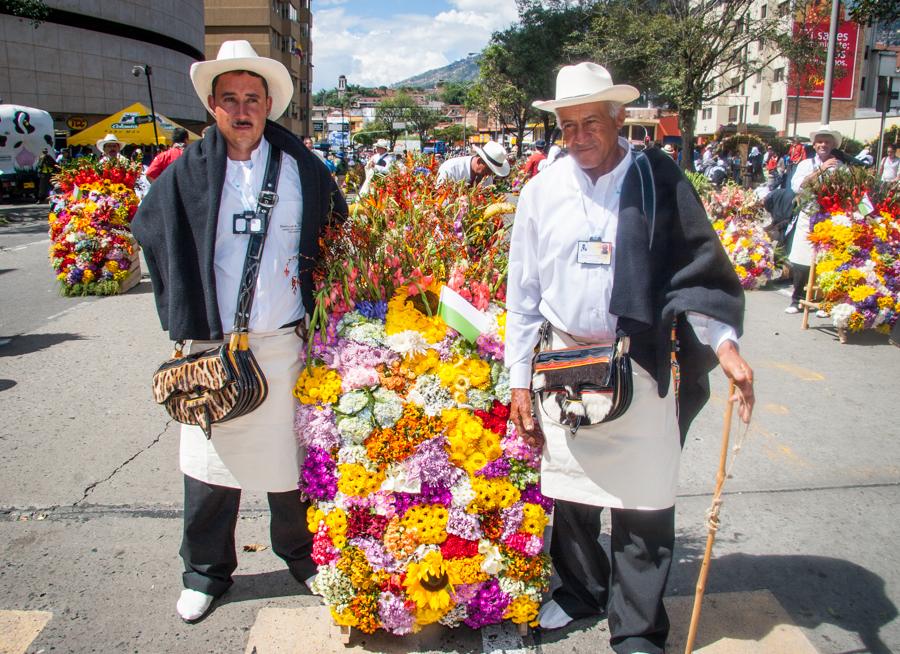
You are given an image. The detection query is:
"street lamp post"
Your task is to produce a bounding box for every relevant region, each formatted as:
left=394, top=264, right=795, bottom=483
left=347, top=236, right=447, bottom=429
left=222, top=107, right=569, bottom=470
left=131, top=65, right=159, bottom=148
left=338, top=74, right=347, bottom=160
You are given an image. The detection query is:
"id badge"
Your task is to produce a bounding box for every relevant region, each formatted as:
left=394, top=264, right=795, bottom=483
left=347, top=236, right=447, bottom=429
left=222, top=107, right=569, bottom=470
left=577, top=240, right=612, bottom=265
left=233, top=210, right=255, bottom=234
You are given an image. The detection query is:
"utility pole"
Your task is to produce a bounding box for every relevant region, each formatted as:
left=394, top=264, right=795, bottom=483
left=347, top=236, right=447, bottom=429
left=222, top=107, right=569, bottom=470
left=820, top=0, right=841, bottom=124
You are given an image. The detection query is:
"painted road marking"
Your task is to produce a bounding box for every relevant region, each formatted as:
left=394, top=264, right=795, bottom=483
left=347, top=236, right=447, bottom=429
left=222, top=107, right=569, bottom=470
left=46, top=300, right=91, bottom=322
left=0, top=239, right=51, bottom=253
left=0, top=610, right=52, bottom=654
left=760, top=360, right=825, bottom=381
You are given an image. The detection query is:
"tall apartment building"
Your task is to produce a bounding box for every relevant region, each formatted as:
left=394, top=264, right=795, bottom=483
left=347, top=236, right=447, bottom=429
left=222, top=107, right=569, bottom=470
left=695, top=0, right=900, bottom=143
left=1, top=0, right=206, bottom=135
left=204, top=0, right=313, bottom=136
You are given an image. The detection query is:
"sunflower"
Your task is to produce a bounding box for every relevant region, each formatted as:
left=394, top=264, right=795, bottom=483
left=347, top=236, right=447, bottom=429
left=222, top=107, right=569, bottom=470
left=404, top=550, right=454, bottom=623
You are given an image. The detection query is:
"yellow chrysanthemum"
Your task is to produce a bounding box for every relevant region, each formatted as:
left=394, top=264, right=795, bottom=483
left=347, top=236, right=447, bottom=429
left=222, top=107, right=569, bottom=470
left=336, top=463, right=385, bottom=498
left=496, top=312, right=507, bottom=341
left=521, top=503, right=549, bottom=536
left=401, top=504, right=449, bottom=544
left=504, top=596, right=540, bottom=625
left=324, top=507, right=348, bottom=548
left=307, top=506, right=326, bottom=533
left=445, top=555, right=488, bottom=585
left=404, top=550, right=454, bottom=622
left=848, top=285, right=876, bottom=303
left=467, top=477, right=521, bottom=513
left=385, top=288, right=447, bottom=343
left=293, top=364, right=342, bottom=405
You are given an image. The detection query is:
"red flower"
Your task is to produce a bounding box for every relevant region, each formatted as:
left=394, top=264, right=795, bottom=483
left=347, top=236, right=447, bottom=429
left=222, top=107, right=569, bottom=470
left=440, top=534, right=479, bottom=559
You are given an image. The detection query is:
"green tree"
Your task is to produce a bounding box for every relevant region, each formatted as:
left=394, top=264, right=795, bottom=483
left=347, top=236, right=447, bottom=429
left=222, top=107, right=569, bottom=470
left=352, top=120, right=390, bottom=148
left=439, top=81, right=472, bottom=106
left=848, top=0, right=900, bottom=24
left=376, top=93, right=416, bottom=149
left=408, top=106, right=443, bottom=144
left=471, top=43, right=535, bottom=156
left=573, top=0, right=819, bottom=170
left=433, top=124, right=465, bottom=144
left=0, top=0, right=48, bottom=26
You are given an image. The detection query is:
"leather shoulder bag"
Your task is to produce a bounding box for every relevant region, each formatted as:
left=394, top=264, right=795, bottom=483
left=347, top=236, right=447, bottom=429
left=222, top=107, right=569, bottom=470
left=530, top=151, right=656, bottom=436
left=151, top=145, right=282, bottom=438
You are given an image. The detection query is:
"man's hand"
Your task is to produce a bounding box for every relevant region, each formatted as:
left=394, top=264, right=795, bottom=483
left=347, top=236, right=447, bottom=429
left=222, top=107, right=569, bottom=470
left=716, top=341, right=754, bottom=423
left=510, top=388, right=544, bottom=450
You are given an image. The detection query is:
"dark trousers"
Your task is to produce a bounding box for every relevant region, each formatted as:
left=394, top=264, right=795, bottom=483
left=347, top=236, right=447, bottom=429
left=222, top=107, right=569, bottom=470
left=180, top=474, right=316, bottom=597
left=791, top=263, right=810, bottom=305
left=550, top=499, right=675, bottom=654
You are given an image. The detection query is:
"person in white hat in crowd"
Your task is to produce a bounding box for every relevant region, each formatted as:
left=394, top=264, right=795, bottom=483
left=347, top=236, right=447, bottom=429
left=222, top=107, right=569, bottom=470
left=661, top=143, right=676, bottom=158
left=131, top=40, right=347, bottom=623
left=358, top=138, right=397, bottom=196
left=784, top=125, right=845, bottom=315
left=506, top=62, right=754, bottom=654
left=436, top=140, right=510, bottom=187
left=96, top=133, right=128, bottom=163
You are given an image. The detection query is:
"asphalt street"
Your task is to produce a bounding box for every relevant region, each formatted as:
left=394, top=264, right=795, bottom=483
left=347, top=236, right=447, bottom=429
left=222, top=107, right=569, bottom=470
left=1, top=203, right=899, bottom=653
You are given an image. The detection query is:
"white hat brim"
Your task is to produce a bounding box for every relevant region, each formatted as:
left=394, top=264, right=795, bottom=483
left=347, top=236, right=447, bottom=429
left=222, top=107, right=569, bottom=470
left=532, top=85, right=640, bottom=112
left=190, top=56, right=293, bottom=120
left=810, top=128, right=842, bottom=149
left=473, top=145, right=510, bottom=177
left=96, top=136, right=124, bottom=150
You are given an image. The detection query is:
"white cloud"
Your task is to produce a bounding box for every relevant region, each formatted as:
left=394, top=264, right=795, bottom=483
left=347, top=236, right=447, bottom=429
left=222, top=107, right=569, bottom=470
left=310, top=1, right=518, bottom=91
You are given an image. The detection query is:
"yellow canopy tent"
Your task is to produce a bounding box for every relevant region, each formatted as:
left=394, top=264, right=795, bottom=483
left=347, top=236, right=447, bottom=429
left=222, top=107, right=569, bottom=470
left=67, top=102, right=201, bottom=147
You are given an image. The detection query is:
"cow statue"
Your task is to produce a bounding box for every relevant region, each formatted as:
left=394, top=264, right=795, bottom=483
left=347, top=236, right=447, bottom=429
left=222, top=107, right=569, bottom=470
left=0, top=105, right=55, bottom=174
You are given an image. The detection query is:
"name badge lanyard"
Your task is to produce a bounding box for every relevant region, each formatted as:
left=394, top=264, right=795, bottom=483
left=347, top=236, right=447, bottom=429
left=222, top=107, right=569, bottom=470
left=231, top=161, right=264, bottom=235
left=575, top=171, right=623, bottom=264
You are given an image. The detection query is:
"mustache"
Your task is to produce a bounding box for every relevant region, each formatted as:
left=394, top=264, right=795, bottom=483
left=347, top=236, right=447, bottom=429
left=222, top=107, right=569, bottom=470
left=232, top=120, right=254, bottom=128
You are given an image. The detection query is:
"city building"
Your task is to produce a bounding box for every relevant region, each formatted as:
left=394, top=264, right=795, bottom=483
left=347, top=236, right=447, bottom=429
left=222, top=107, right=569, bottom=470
left=1, top=0, right=207, bottom=139
left=694, top=0, right=900, bottom=143
left=204, top=0, right=313, bottom=136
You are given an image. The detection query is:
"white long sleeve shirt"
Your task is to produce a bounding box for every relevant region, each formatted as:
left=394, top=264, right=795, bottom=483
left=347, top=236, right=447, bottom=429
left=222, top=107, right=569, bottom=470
left=215, top=137, right=305, bottom=333
left=437, top=155, right=493, bottom=187
left=505, top=140, right=737, bottom=388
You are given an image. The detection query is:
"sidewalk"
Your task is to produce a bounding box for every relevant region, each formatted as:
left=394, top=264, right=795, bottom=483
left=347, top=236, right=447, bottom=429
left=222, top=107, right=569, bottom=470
left=1, top=279, right=899, bottom=653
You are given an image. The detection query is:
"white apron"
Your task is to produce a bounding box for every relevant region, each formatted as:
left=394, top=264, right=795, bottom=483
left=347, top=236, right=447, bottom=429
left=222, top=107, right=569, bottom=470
left=537, top=330, right=681, bottom=510
left=787, top=210, right=813, bottom=266
left=179, top=327, right=304, bottom=492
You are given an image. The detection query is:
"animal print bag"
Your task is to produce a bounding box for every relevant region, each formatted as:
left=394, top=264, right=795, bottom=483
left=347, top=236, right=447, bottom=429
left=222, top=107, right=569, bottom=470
left=531, top=323, right=633, bottom=437
left=150, top=145, right=282, bottom=438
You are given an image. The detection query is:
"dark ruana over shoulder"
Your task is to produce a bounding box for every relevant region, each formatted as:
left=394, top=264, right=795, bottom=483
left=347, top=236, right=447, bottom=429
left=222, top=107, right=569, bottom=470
left=611, top=148, right=744, bottom=439
left=132, top=120, right=348, bottom=341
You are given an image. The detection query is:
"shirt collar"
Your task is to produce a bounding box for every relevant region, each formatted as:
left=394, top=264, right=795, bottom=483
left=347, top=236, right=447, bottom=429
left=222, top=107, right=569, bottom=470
left=570, top=137, right=634, bottom=194
left=228, top=136, right=269, bottom=168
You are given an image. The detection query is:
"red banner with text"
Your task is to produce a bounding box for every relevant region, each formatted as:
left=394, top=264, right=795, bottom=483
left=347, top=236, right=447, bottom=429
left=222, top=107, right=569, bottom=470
left=788, top=20, right=859, bottom=100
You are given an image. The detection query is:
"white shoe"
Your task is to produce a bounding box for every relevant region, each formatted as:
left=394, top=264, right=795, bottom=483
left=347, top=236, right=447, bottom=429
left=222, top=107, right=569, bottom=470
left=304, top=573, right=318, bottom=594
left=176, top=588, right=214, bottom=622
left=784, top=304, right=800, bottom=314
left=816, top=309, right=829, bottom=318
left=538, top=599, right=573, bottom=630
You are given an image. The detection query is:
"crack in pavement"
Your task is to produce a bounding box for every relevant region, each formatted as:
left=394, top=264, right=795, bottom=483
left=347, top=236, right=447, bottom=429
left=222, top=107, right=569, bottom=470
left=4, top=479, right=900, bottom=523
left=72, top=418, right=174, bottom=507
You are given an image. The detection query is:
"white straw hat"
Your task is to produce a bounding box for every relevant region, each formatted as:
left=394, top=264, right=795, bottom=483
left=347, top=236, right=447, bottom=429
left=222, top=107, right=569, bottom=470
left=533, top=62, right=640, bottom=112
left=96, top=133, right=124, bottom=151
left=810, top=125, right=842, bottom=149
left=190, top=40, right=293, bottom=120
left=473, top=141, right=510, bottom=177
left=374, top=139, right=390, bottom=149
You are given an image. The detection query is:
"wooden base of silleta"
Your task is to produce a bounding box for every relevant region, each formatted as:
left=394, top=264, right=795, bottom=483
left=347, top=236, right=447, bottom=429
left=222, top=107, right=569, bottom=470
left=683, top=380, right=736, bottom=654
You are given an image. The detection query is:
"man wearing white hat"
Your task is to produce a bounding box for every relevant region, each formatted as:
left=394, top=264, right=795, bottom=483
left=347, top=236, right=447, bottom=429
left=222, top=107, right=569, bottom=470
left=784, top=125, right=844, bottom=314
left=436, top=140, right=510, bottom=187
left=96, top=133, right=127, bottom=163
left=506, top=62, right=755, bottom=654
left=132, top=40, right=347, bottom=623
left=358, top=138, right=396, bottom=196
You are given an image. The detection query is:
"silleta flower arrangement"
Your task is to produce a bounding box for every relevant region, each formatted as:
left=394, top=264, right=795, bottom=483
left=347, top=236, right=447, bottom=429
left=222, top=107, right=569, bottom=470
left=296, top=157, right=550, bottom=634
left=703, top=184, right=777, bottom=289
left=48, top=158, right=142, bottom=296
left=804, top=168, right=900, bottom=333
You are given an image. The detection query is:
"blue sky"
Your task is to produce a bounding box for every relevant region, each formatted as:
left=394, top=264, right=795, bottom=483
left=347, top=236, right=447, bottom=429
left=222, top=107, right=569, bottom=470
left=311, top=0, right=519, bottom=91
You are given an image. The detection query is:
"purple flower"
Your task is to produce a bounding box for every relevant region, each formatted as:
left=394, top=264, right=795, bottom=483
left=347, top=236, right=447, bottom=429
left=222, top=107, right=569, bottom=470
left=478, top=457, right=511, bottom=479
left=476, top=333, right=504, bottom=361
left=464, top=579, right=510, bottom=628
left=447, top=507, right=482, bottom=540
left=407, top=436, right=463, bottom=487
left=356, top=300, right=388, bottom=321
left=521, top=484, right=554, bottom=513
left=500, top=501, right=524, bottom=539
left=378, top=592, right=415, bottom=635
left=349, top=536, right=399, bottom=572
left=294, top=404, right=341, bottom=450
left=299, top=446, right=337, bottom=501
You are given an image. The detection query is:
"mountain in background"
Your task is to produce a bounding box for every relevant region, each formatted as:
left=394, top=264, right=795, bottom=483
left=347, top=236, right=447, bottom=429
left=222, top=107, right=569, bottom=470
left=392, top=54, right=480, bottom=89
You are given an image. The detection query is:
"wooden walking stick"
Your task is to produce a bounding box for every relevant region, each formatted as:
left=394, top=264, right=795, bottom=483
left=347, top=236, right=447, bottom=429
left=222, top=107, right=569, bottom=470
left=683, top=380, right=736, bottom=654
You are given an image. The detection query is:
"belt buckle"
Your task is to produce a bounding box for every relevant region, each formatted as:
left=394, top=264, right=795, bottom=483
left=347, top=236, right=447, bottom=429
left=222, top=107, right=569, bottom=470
left=257, top=191, right=278, bottom=208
